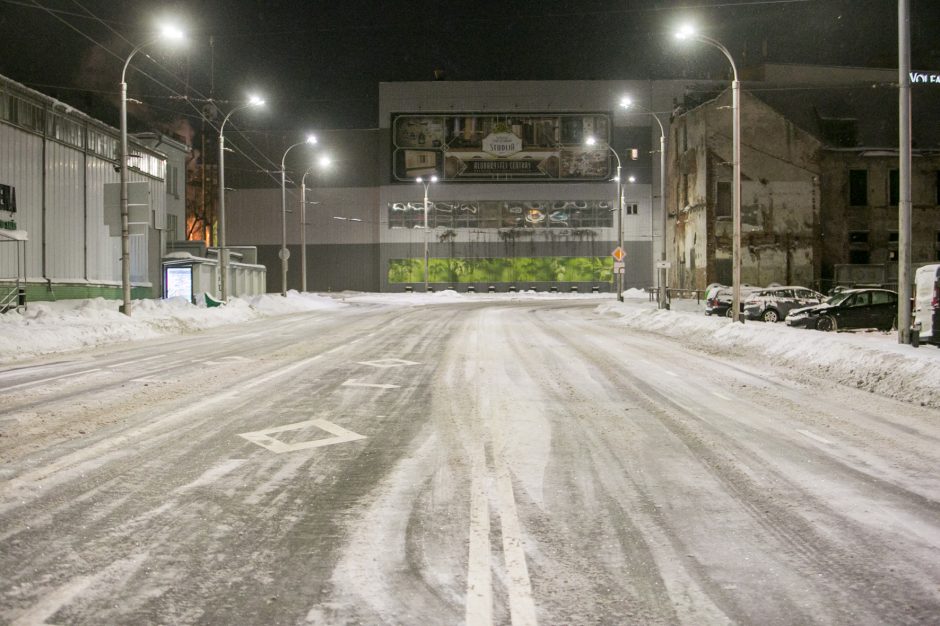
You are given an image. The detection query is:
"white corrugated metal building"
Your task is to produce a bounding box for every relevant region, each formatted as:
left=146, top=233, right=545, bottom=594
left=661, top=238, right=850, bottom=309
left=0, top=73, right=176, bottom=304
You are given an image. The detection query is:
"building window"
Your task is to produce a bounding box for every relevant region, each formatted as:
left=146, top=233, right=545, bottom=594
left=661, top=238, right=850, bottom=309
left=716, top=181, right=731, bottom=218
left=889, top=169, right=899, bottom=206
left=849, top=169, right=868, bottom=206
left=848, top=230, right=870, bottom=263
left=624, top=203, right=638, bottom=216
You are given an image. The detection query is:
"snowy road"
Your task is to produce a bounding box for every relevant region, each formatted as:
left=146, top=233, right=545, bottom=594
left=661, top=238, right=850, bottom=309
left=1, top=299, right=939, bottom=625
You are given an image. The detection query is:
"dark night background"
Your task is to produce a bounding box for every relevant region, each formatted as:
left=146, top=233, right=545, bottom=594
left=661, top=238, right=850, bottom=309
left=2, top=0, right=939, bottom=171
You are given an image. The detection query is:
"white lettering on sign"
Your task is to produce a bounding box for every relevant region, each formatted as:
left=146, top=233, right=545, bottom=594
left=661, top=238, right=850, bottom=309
left=910, top=72, right=940, bottom=84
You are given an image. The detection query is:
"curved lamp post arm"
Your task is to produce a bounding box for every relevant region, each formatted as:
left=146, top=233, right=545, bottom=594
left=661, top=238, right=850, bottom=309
left=692, top=34, right=739, bottom=81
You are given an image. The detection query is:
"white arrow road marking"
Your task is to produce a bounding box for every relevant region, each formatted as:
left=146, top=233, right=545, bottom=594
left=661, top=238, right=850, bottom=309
left=239, top=419, right=366, bottom=454
left=342, top=379, right=400, bottom=389
left=356, top=358, right=421, bottom=368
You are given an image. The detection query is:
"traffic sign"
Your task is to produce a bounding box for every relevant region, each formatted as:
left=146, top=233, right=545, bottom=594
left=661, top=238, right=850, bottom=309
left=611, top=247, right=625, bottom=262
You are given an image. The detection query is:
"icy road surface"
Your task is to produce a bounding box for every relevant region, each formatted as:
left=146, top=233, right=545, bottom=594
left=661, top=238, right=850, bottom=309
left=1, top=299, right=939, bottom=625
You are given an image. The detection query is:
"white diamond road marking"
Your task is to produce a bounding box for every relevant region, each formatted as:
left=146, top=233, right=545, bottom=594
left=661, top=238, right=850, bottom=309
left=356, top=358, right=420, bottom=368
left=238, top=419, right=366, bottom=454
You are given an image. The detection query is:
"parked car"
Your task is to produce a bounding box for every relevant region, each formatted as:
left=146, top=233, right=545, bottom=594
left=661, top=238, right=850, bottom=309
left=743, top=286, right=826, bottom=322
left=911, top=264, right=940, bottom=347
left=785, top=288, right=898, bottom=331
left=705, top=285, right=758, bottom=317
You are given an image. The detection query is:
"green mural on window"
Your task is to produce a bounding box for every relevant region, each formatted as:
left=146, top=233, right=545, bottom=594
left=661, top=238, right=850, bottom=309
left=388, top=257, right=613, bottom=283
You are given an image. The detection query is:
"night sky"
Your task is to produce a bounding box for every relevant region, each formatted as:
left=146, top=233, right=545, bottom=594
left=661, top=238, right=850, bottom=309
left=2, top=0, right=939, bottom=161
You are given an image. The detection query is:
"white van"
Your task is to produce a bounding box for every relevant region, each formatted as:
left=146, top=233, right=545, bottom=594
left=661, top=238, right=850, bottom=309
left=911, top=264, right=940, bottom=347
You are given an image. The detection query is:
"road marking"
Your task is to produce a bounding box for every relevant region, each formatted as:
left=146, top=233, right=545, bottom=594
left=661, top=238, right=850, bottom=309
left=796, top=429, right=833, bottom=445
left=1, top=354, right=326, bottom=502
left=238, top=419, right=366, bottom=454
left=357, top=358, right=420, bottom=368
left=494, top=453, right=538, bottom=626
left=105, top=354, right=166, bottom=368
left=342, top=379, right=400, bottom=390
left=466, top=443, right=493, bottom=626
left=663, top=369, right=679, bottom=377
left=0, top=368, right=101, bottom=392
left=711, top=391, right=732, bottom=401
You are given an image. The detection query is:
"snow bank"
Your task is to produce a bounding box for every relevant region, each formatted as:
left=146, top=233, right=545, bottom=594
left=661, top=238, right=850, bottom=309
left=0, top=292, right=347, bottom=363
left=597, top=302, right=940, bottom=410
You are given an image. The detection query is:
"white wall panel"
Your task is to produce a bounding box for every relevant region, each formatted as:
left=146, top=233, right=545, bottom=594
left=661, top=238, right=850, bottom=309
left=44, top=141, right=85, bottom=279
left=84, top=155, right=119, bottom=283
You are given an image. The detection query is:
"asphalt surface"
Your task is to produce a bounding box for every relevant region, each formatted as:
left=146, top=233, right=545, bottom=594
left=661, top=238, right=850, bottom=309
left=1, top=299, right=939, bottom=625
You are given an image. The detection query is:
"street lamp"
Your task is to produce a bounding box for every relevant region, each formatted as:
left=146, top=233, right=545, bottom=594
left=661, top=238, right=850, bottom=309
left=119, top=23, right=184, bottom=315
left=416, top=175, right=437, bottom=292
left=300, top=155, right=331, bottom=293
left=279, top=134, right=318, bottom=296
left=586, top=136, right=625, bottom=301
left=676, top=24, right=742, bottom=322
left=218, top=94, right=265, bottom=302
left=621, top=96, right=668, bottom=309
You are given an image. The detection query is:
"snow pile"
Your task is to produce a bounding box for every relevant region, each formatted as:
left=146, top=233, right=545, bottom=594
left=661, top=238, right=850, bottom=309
left=597, top=303, right=940, bottom=409
left=0, top=292, right=347, bottom=363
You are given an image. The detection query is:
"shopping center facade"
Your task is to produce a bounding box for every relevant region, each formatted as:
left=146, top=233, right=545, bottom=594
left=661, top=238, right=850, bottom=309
left=224, top=79, right=707, bottom=293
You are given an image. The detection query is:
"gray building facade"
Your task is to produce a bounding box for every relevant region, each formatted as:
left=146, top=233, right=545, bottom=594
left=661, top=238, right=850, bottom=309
left=226, top=80, right=704, bottom=293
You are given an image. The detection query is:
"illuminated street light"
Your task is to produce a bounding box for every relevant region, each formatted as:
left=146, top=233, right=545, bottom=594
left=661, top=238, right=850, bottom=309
left=416, top=176, right=438, bottom=292
left=300, top=154, right=331, bottom=292
left=621, top=96, right=668, bottom=309
left=118, top=22, right=185, bottom=315
left=586, top=136, right=625, bottom=301
left=675, top=24, right=743, bottom=322
left=279, top=134, right=318, bottom=296
left=218, top=94, right=265, bottom=301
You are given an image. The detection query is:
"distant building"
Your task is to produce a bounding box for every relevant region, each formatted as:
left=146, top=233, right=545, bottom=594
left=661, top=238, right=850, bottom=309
left=223, top=79, right=714, bottom=293
left=666, top=70, right=940, bottom=292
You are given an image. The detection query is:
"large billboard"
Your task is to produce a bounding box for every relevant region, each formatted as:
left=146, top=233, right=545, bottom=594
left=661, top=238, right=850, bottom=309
left=392, top=113, right=611, bottom=182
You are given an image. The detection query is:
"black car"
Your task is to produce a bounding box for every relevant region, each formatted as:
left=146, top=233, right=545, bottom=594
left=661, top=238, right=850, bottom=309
left=785, top=288, right=898, bottom=331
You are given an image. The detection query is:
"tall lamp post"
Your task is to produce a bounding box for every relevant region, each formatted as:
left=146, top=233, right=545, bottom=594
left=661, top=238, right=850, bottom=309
left=416, top=175, right=437, bottom=292
left=280, top=135, right=318, bottom=296
left=676, top=25, right=742, bottom=322
left=300, top=155, right=331, bottom=293
left=217, top=94, right=265, bottom=301
left=119, top=23, right=184, bottom=315
left=586, top=136, right=624, bottom=301
left=620, top=97, right=668, bottom=309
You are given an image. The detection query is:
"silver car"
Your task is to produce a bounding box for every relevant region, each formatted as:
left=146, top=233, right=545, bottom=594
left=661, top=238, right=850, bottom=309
left=743, top=286, right=826, bottom=322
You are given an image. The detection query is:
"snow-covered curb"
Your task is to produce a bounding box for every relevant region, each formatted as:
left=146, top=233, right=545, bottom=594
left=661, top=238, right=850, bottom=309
left=0, top=291, right=347, bottom=364
left=597, top=302, right=940, bottom=410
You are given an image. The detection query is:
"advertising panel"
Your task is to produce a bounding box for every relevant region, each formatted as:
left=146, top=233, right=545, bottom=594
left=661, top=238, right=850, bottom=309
left=392, top=113, right=611, bottom=182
